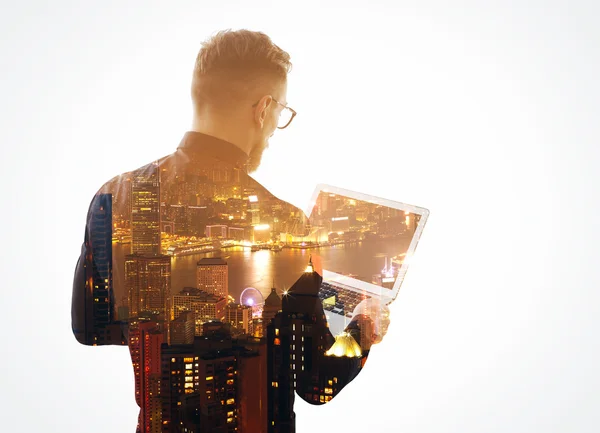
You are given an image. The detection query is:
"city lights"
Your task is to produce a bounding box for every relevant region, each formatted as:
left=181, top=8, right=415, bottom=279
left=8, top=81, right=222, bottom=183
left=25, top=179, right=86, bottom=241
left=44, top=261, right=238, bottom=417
left=80, top=148, right=421, bottom=432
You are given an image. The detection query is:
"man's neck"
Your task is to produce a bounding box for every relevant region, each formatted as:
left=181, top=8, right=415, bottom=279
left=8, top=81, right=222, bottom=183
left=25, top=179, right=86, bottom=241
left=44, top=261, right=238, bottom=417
left=191, top=113, right=252, bottom=156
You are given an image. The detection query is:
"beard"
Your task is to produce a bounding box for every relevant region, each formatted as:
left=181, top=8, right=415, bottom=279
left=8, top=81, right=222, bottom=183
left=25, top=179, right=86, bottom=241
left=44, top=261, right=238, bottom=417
left=246, top=138, right=269, bottom=174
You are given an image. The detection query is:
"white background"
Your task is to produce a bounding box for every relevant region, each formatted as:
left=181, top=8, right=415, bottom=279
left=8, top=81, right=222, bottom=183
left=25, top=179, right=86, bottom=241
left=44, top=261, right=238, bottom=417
left=1, top=1, right=599, bottom=432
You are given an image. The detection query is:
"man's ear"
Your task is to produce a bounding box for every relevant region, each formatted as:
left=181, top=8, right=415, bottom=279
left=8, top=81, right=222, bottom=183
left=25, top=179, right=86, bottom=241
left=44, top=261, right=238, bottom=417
left=254, top=95, right=272, bottom=128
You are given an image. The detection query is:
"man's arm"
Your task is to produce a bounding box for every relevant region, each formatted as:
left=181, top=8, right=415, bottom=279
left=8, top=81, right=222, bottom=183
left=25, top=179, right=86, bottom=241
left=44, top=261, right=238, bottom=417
left=71, top=225, right=89, bottom=345
left=72, top=180, right=126, bottom=346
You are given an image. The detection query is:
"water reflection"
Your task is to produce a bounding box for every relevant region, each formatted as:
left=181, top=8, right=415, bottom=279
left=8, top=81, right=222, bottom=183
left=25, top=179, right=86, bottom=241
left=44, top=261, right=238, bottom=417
left=112, top=236, right=411, bottom=305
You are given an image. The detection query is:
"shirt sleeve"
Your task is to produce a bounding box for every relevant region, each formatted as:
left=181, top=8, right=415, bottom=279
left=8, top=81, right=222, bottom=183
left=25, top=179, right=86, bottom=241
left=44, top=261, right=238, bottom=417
left=71, top=178, right=128, bottom=346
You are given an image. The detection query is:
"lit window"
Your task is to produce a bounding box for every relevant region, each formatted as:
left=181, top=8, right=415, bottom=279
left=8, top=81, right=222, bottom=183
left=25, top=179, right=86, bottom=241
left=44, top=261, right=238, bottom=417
left=272, top=381, right=279, bottom=388
left=226, top=398, right=235, bottom=405
left=206, top=376, right=214, bottom=381
left=324, top=388, right=332, bottom=395
left=275, top=328, right=279, bottom=336
left=328, top=380, right=333, bottom=386
left=274, top=338, right=280, bottom=346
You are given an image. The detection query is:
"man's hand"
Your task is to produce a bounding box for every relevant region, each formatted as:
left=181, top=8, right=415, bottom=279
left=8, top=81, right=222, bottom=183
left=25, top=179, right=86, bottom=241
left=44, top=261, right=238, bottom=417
left=346, top=298, right=391, bottom=347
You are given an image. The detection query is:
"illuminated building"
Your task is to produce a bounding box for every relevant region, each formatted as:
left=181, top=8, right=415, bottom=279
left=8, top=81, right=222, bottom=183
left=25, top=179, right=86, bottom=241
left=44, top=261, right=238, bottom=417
left=266, top=257, right=332, bottom=432
left=227, top=226, right=245, bottom=241
left=325, top=332, right=361, bottom=356
left=78, top=193, right=120, bottom=345
left=197, top=257, right=228, bottom=299
left=168, top=204, right=188, bottom=235
left=172, top=287, right=226, bottom=335
left=248, top=194, right=261, bottom=225
left=265, top=256, right=364, bottom=428
left=131, top=163, right=161, bottom=255
left=330, top=216, right=350, bottom=232
left=127, top=318, right=163, bottom=432
left=160, top=324, right=264, bottom=432
left=125, top=254, right=171, bottom=322
left=141, top=323, right=163, bottom=433
left=372, top=257, right=396, bottom=290
left=170, top=311, right=195, bottom=345
left=253, top=223, right=271, bottom=243
left=252, top=318, right=264, bottom=338
left=262, top=287, right=282, bottom=324
left=187, top=205, right=208, bottom=237
left=226, top=303, right=252, bottom=336
left=159, top=348, right=197, bottom=431
left=315, top=333, right=363, bottom=402
left=205, top=224, right=227, bottom=239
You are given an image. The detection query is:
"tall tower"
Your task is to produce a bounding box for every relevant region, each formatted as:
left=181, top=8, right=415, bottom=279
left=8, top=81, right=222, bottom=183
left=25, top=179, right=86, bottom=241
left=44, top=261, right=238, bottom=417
left=125, top=254, right=171, bottom=322
left=131, top=162, right=161, bottom=255
left=81, top=193, right=115, bottom=345
left=262, top=286, right=282, bottom=325
left=196, top=257, right=229, bottom=299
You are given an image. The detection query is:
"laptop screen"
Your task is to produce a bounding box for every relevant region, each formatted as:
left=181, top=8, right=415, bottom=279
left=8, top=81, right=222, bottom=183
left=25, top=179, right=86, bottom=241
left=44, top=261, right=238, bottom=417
left=305, top=185, right=429, bottom=303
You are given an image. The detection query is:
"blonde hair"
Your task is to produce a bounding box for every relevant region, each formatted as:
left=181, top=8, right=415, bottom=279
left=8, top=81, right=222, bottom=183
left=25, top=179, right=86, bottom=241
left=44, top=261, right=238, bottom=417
left=192, top=29, right=292, bottom=109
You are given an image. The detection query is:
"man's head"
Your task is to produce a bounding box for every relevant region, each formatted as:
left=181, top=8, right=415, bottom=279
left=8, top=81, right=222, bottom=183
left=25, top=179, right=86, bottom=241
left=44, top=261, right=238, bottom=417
left=191, top=29, right=294, bottom=172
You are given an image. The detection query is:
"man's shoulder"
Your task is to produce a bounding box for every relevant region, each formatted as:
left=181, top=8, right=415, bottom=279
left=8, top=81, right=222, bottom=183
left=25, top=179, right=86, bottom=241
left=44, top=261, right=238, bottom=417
left=96, top=154, right=172, bottom=196
left=246, top=175, right=307, bottom=218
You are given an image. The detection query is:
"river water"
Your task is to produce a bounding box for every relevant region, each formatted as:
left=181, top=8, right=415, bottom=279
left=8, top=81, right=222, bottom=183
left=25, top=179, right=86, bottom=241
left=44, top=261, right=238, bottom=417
left=112, top=235, right=412, bottom=306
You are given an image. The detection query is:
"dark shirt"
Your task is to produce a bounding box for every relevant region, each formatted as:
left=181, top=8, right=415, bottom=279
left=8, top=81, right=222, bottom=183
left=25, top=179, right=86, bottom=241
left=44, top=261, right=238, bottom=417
left=71, top=131, right=362, bottom=433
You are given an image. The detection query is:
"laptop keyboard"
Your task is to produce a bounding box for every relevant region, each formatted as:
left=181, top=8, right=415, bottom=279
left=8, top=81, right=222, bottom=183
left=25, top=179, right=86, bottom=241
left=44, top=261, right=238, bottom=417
left=319, top=281, right=372, bottom=318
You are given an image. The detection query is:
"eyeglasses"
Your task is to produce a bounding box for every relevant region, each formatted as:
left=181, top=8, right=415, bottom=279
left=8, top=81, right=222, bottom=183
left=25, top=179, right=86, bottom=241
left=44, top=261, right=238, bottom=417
left=252, top=97, right=297, bottom=129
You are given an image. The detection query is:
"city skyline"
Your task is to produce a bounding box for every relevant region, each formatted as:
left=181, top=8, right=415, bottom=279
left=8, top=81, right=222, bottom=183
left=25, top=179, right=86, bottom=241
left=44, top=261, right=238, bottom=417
left=76, top=145, right=425, bottom=432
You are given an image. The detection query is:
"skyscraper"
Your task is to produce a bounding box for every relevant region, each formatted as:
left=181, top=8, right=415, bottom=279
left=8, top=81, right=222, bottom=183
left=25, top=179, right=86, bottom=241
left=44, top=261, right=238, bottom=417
left=78, top=193, right=116, bottom=345
left=226, top=303, right=252, bottom=336
left=131, top=163, right=161, bottom=256
left=170, top=311, right=195, bottom=345
left=125, top=254, right=171, bottom=321
left=262, top=287, right=282, bottom=324
left=197, top=257, right=228, bottom=299
left=172, top=287, right=227, bottom=335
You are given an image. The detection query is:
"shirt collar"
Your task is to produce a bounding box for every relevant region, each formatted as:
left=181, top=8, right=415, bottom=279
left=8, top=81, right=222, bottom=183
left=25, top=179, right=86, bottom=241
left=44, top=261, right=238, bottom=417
left=176, top=131, right=250, bottom=169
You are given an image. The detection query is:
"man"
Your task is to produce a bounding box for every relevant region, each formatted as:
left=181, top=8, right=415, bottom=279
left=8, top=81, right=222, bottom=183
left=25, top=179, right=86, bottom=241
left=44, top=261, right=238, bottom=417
left=72, top=29, right=373, bottom=433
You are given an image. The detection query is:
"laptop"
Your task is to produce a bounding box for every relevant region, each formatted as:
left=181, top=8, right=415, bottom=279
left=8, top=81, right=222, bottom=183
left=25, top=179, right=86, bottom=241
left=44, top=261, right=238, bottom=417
left=304, top=184, right=429, bottom=335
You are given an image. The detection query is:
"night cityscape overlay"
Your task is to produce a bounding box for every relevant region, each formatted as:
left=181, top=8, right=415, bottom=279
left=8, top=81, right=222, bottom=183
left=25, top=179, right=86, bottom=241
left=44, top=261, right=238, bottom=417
left=73, top=153, right=421, bottom=433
